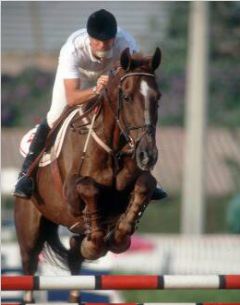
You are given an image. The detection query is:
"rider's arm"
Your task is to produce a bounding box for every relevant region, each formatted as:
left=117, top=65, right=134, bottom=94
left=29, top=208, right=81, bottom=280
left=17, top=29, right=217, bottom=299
left=59, top=39, right=109, bottom=106
left=64, top=79, right=97, bottom=106
left=64, top=75, right=109, bottom=107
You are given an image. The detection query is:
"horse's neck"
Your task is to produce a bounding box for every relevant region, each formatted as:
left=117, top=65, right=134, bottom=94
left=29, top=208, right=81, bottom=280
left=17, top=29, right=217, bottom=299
left=100, top=92, right=122, bottom=151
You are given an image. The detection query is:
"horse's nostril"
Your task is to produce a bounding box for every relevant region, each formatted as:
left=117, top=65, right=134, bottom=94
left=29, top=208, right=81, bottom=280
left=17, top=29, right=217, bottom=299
left=139, top=151, right=149, bottom=165
left=136, top=148, right=156, bottom=170
left=139, top=151, right=145, bottom=161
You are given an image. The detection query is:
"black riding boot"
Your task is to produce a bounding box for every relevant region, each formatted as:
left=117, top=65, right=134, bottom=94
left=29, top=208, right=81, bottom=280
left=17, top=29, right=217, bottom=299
left=151, top=185, right=168, bottom=201
left=13, top=119, right=51, bottom=199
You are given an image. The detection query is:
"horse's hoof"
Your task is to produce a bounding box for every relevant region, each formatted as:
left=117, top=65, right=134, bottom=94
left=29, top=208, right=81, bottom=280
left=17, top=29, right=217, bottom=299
left=109, top=234, right=131, bottom=254
left=80, top=237, right=107, bottom=260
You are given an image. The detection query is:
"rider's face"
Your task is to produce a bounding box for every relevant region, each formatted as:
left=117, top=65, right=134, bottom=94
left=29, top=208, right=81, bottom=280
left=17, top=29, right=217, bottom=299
left=89, top=37, right=115, bottom=59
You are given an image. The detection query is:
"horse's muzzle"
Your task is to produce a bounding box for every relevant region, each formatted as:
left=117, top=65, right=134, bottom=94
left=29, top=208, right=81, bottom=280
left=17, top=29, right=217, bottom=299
left=136, top=134, right=158, bottom=171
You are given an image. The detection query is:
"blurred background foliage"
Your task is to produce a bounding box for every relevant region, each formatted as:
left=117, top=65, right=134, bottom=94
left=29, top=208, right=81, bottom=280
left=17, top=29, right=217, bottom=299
left=156, top=2, right=240, bottom=127
left=2, top=69, right=54, bottom=127
left=1, top=2, right=240, bottom=128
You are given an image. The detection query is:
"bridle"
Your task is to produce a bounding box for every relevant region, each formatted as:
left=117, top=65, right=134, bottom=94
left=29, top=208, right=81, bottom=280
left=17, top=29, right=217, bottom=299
left=72, top=70, right=158, bottom=174
left=106, top=70, right=157, bottom=155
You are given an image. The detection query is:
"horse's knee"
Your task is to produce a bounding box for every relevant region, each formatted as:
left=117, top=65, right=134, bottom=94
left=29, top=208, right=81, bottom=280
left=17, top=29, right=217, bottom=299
left=134, top=174, right=156, bottom=196
left=134, top=183, right=149, bottom=196
left=75, top=177, right=103, bottom=236
left=134, top=183, right=152, bottom=201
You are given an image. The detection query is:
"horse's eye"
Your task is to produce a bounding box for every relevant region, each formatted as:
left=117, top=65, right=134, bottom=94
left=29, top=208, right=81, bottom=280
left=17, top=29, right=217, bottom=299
left=123, top=95, right=131, bottom=102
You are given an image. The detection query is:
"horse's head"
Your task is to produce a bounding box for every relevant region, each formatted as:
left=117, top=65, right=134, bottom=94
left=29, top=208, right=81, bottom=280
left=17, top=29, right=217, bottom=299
left=108, top=47, right=162, bottom=171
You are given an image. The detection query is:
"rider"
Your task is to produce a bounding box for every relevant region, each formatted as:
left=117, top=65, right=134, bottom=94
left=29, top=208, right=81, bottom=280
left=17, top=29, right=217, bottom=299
left=13, top=9, right=167, bottom=201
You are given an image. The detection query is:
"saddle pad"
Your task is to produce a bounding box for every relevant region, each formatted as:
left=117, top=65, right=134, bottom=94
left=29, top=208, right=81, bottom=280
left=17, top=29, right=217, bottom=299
left=19, top=106, right=86, bottom=167
left=20, top=125, right=39, bottom=157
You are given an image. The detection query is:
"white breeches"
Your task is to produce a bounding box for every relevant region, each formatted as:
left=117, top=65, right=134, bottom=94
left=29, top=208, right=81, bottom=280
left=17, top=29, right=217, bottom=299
left=46, top=67, right=94, bottom=128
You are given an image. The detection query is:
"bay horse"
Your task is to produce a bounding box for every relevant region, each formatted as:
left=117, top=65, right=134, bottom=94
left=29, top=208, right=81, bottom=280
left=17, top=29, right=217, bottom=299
left=14, top=47, right=162, bottom=302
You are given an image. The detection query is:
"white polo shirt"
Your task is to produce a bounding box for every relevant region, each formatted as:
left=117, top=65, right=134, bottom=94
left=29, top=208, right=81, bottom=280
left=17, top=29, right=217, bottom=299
left=58, top=27, right=139, bottom=81
left=47, top=27, right=139, bottom=127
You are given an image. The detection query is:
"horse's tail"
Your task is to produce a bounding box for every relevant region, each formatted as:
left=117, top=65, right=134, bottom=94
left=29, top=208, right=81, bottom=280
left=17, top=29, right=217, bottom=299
left=42, top=219, right=69, bottom=270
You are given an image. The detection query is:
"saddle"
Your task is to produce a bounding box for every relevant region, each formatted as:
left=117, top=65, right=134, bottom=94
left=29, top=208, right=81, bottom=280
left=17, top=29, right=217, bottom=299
left=20, top=98, right=102, bottom=177
left=20, top=106, right=82, bottom=167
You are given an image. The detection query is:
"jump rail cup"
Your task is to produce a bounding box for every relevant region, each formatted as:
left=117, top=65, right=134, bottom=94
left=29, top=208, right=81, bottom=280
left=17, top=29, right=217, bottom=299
left=2, top=275, right=240, bottom=291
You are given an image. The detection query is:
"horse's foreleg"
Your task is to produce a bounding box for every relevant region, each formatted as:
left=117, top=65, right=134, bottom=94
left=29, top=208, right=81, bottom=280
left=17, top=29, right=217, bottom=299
left=64, top=174, right=85, bottom=217
left=111, top=172, right=156, bottom=253
left=76, top=177, right=107, bottom=260
left=68, top=235, right=85, bottom=303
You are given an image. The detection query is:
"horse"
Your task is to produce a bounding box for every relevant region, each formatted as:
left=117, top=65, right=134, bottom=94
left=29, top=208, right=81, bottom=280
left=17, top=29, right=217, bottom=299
left=14, top=47, right=162, bottom=302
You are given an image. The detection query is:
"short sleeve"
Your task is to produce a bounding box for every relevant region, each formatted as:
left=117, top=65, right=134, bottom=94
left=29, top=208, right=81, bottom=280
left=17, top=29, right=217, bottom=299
left=57, top=43, right=81, bottom=79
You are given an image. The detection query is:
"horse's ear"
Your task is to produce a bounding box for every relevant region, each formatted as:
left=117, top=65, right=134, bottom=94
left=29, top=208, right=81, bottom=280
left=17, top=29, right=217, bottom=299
left=151, top=47, right=162, bottom=71
left=120, top=48, right=132, bottom=71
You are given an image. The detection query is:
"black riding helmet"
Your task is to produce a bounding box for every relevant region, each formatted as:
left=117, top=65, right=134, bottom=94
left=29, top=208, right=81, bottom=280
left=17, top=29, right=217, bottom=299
left=87, top=9, right=117, bottom=40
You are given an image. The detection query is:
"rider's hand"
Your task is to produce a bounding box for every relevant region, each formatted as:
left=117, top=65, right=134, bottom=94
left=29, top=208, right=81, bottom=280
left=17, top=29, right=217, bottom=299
left=95, top=75, right=109, bottom=94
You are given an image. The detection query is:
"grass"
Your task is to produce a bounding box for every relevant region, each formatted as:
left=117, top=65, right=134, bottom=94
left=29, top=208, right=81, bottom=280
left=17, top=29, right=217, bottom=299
left=137, top=197, right=180, bottom=233
left=122, top=290, right=240, bottom=302
left=137, top=194, right=236, bottom=234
